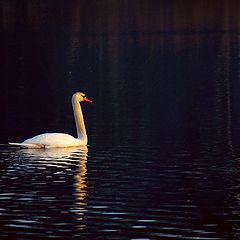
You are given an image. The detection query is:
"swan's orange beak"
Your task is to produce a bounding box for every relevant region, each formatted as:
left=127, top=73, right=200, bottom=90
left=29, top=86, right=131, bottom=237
left=83, top=96, right=92, bottom=103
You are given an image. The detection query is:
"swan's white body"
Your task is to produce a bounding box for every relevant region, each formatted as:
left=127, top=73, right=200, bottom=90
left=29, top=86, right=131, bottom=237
left=19, top=133, right=86, bottom=148
left=9, top=92, right=91, bottom=149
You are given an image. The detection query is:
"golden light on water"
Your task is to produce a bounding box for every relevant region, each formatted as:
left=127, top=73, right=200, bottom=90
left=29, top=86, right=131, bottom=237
left=17, top=147, right=89, bottom=229
left=74, top=150, right=88, bottom=224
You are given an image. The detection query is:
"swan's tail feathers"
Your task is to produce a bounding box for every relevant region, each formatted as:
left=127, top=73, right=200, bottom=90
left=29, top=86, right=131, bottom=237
left=8, top=143, right=43, bottom=149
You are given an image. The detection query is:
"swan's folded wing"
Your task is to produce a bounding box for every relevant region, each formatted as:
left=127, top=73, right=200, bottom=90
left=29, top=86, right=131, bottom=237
left=8, top=143, right=44, bottom=149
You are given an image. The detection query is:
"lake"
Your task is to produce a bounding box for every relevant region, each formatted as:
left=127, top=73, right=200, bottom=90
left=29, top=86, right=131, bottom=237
left=1, top=1, right=240, bottom=239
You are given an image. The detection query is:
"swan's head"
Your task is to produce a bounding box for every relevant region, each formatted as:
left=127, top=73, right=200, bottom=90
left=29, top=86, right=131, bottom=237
left=73, top=92, right=92, bottom=103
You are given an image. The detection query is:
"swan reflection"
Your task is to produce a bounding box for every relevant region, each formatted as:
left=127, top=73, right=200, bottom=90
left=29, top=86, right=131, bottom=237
left=16, top=146, right=89, bottom=230
left=73, top=147, right=88, bottom=227
left=18, top=146, right=88, bottom=159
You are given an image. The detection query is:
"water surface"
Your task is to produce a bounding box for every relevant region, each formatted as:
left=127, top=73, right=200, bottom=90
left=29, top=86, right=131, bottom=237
left=1, top=144, right=240, bottom=239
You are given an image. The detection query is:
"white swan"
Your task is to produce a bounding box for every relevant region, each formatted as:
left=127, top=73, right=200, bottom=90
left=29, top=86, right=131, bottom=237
left=9, top=92, right=92, bottom=148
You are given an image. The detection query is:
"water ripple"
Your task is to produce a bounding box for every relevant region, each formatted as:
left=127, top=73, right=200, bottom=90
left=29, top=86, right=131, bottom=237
left=0, top=145, right=239, bottom=239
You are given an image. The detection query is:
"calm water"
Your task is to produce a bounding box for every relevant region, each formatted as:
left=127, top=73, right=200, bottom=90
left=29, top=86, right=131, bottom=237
left=1, top=1, right=240, bottom=239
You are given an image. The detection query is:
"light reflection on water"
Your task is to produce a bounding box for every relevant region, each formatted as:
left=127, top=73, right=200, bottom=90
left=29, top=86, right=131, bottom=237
left=1, top=145, right=240, bottom=239
left=0, top=147, right=89, bottom=238
left=21, top=146, right=89, bottom=232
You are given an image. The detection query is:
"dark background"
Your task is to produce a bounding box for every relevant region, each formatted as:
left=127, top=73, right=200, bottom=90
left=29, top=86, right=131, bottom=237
left=1, top=0, right=240, bottom=152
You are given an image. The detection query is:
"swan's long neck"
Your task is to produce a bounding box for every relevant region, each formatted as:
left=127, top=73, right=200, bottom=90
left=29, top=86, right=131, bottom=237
left=72, top=95, right=88, bottom=143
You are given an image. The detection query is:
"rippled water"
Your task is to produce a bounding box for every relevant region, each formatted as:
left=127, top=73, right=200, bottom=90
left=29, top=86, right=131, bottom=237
left=1, top=144, right=240, bottom=239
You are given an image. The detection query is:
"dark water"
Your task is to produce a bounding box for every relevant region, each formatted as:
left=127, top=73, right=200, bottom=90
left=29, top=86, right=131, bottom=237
left=1, top=146, right=239, bottom=240
left=1, top=1, right=240, bottom=239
